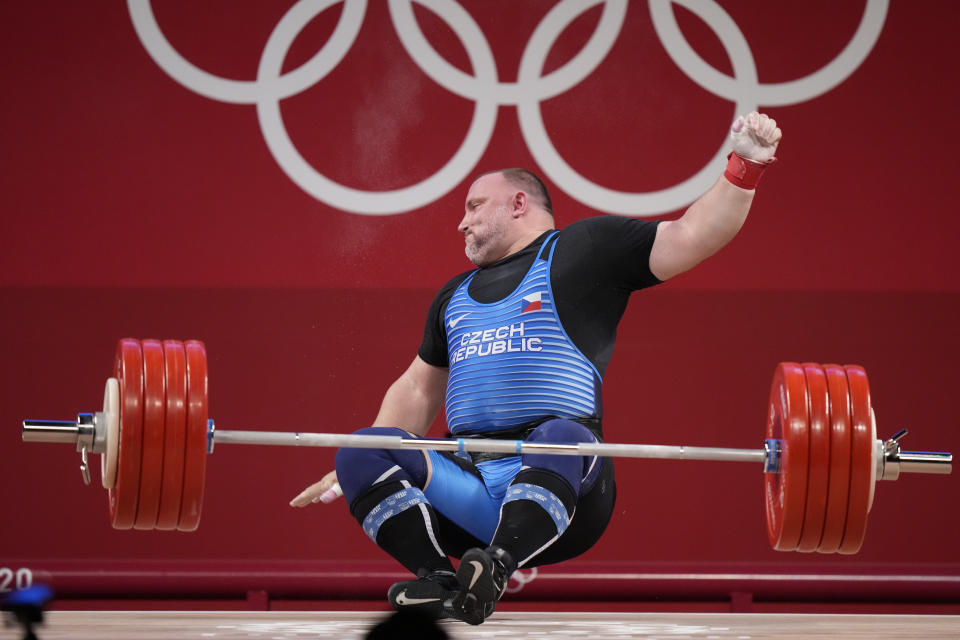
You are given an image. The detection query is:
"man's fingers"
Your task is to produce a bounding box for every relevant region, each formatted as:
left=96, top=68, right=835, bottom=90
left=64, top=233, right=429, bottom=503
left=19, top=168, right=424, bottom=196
left=289, top=485, right=320, bottom=507
left=318, top=483, right=343, bottom=504
left=759, top=117, right=775, bottom=138
left=733, top=112, right=782, bottom=148
left=289, top=479, right=342, bottom=507
left=730, top=112, right=782, bottom=163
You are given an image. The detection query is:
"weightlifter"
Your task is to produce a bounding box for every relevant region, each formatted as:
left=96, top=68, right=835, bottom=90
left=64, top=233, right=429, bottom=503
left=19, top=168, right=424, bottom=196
left=291, top=112, right=782, bottom=624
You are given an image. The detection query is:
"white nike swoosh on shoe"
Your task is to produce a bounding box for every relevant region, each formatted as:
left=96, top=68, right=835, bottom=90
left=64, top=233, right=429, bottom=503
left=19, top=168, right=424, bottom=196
left=448, top=312, right=470, bottom=329
left=395, top=591, right=441, bottom=606
left=466, top=560, right=484, bottom=590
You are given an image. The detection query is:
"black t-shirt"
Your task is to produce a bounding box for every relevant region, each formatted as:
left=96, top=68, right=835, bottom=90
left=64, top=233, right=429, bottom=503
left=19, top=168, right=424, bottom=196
left=418, top=216, right=662, bottom=377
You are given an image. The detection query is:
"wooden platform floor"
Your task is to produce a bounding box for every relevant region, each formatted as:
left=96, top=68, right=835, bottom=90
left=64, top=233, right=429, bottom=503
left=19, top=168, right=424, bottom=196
left=9, top=611, right=960, bottom=639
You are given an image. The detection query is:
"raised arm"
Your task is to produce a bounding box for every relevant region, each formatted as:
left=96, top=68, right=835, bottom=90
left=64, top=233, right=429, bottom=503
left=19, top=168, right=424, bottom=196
left=649, top=112, right=782, bottom=281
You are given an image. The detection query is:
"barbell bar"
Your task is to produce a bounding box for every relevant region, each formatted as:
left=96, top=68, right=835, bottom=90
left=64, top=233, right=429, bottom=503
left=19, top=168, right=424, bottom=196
left=21, top=339, right=952, bottom=553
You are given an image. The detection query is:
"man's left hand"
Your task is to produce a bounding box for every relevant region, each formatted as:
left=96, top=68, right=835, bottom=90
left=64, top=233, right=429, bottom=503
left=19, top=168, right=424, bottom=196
left=731, top=111, right=782, bottom=163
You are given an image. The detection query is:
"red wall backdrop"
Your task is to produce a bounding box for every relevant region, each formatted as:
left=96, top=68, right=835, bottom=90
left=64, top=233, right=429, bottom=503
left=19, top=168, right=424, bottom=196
left=2, top=0, right=958, bottom=606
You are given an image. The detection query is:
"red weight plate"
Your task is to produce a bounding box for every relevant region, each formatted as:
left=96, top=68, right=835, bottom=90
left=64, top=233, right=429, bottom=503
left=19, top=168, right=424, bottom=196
left=818, top=365, right=852, bottom=553
left=839, top=365, right=873, bottom=554
left=178, top=340, right=208, bottom=531
left=796, top=363, right=830, bottom=552
left=764, top=362, right=809, bottom=551
left=156, top=340, right=187, bottom=531
left=134, top=340, right=166, bottom=530
left=108, top=339, right=143, bottom=530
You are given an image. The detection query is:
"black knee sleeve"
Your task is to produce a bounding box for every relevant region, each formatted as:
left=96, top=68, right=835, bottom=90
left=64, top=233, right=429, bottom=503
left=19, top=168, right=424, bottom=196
left=491, top=468, right=578, bottom=566
left=350, top=481, right=453, bottom=575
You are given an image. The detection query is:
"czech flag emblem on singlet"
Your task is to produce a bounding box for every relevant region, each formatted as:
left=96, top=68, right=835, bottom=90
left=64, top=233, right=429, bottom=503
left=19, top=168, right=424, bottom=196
left=521, top=292, right=542, bottom=313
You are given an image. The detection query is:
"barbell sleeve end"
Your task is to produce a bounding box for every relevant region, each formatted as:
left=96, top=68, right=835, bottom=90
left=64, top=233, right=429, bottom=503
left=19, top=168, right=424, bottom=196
left=22, top=419, right=81, bottom=444
left=878, top=429, right=952, bottom=480
left=892, top=451, right=952, bottom=476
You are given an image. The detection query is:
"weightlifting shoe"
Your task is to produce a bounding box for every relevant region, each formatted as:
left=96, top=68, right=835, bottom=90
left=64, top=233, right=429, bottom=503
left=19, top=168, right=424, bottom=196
left=387, top=568, right=459, bottom=619
left=451, top=546, right=515, bottom=625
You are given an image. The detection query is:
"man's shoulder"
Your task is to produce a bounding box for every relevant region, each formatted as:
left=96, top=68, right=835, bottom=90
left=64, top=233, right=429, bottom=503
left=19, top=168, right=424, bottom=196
left=561, top=215, right=660, bottom=235
left=555, top=216, right=661, bottom=253
left=552, top=215, right=663, bottom=287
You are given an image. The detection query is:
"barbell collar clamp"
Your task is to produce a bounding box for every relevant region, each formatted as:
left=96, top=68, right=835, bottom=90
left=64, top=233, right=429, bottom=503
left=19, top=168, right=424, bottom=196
left=764, top=439, right=781, bottom=474
left=884, top=428, right=909, bottom=456
left=207, top=419, right=216, bottom=455
left=80, top=446, right=90, bottom=486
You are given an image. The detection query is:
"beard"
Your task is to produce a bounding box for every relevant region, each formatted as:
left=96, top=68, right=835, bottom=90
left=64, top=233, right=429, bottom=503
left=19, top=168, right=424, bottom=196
left=463, top=235, right=486, bottom=265
left=463, top=208, right=509, bottom=266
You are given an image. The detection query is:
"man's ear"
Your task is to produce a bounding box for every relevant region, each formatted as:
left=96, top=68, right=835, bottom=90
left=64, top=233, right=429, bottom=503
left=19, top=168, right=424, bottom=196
left=511, top=191, right=528, bottom=217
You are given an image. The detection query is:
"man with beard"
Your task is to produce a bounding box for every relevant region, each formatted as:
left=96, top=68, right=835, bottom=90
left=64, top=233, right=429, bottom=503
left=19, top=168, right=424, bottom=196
left=293, top=112, right=782, bottom=625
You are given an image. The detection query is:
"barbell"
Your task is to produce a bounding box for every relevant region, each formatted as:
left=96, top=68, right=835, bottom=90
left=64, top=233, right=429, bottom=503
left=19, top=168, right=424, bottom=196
left=21, top=338, right=952, bottom=554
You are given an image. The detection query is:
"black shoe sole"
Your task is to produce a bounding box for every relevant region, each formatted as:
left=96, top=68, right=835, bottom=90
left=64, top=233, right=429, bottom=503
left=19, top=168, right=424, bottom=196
left=387, top=577, right=458, bottom=620
left=452, top=549, right=500, bottom=625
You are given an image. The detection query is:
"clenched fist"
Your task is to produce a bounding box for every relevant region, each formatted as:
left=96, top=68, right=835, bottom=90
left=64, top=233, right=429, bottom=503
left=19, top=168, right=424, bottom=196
left=731, top=111, right=782, bottom=163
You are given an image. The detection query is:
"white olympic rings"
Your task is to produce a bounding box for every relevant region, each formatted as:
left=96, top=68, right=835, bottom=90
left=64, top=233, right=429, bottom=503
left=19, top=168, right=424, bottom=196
left=505, top=566, right=538, bottom=594
left=128, top=0, right=888, bottom=216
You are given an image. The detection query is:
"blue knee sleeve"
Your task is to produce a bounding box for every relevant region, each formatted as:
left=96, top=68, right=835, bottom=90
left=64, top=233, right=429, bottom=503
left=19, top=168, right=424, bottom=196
left=521, top=419, right=601, bottom=495
left=335, top=427, right=429, bottom=504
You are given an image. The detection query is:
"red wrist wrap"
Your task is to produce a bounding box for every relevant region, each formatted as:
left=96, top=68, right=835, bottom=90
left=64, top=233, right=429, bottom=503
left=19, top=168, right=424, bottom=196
left=724, top=152, right=776, bottom=190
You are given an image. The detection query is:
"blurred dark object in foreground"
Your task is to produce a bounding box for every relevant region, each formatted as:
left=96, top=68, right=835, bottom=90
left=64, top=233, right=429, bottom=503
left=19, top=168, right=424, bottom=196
left=366, top=609, right=449, bottom=639
left=2, top=584, right=53, bottom=640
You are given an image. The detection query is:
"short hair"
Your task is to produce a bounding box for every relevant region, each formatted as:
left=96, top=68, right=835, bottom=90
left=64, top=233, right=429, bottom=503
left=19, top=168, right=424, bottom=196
left=484, top=168, right=554, bottom=216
